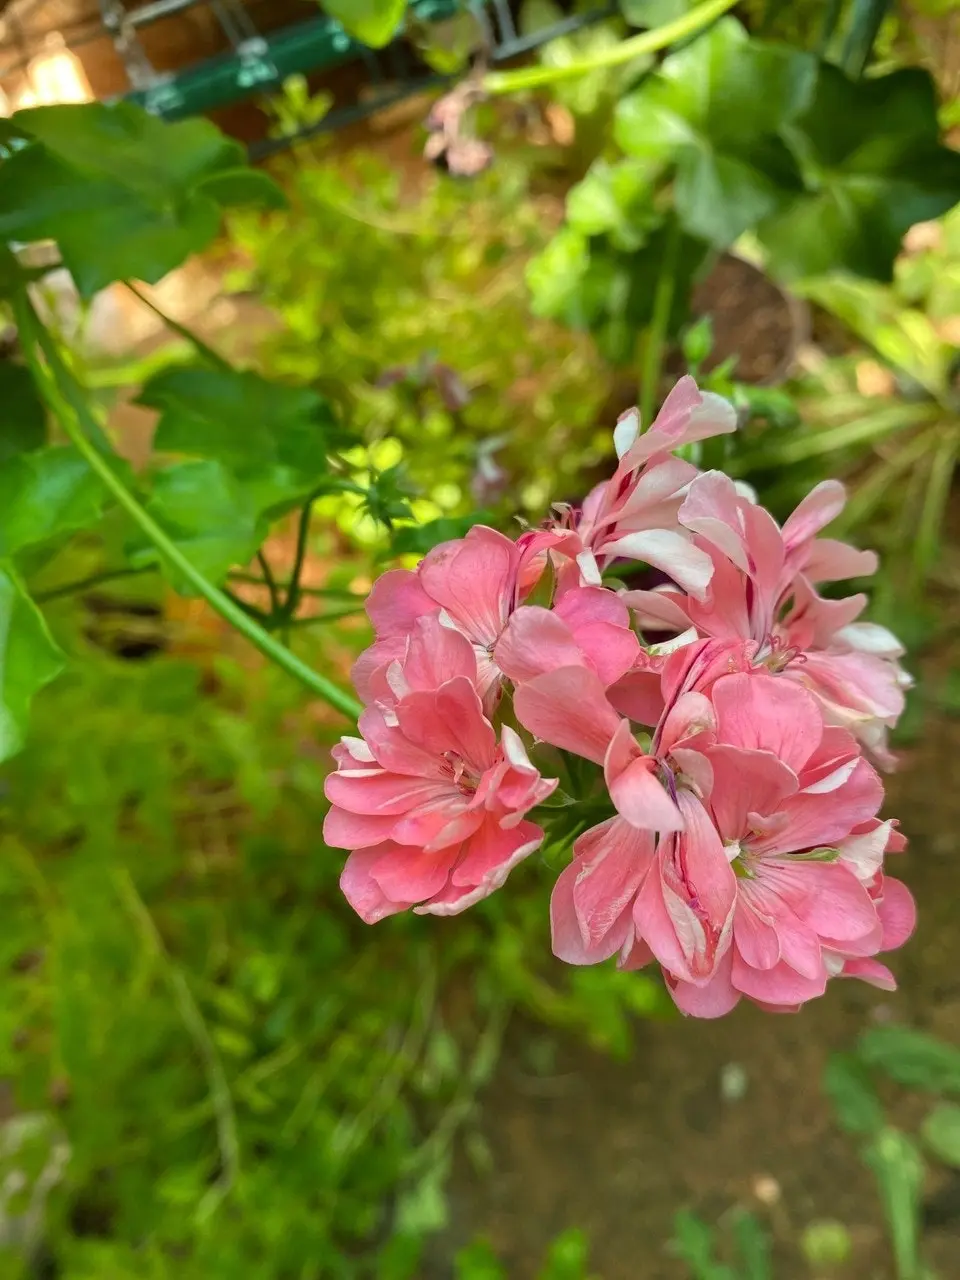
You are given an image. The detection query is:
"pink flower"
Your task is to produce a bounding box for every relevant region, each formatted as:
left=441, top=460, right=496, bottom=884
left=550, top=668, right=913, bottom=1017
left=521, top=377, right=737, bottom=596
left=326, top=619, right=557, bottom=922
left=352, top=525, right=527, bottom=709
left=627, top=471, right=910, bottom=766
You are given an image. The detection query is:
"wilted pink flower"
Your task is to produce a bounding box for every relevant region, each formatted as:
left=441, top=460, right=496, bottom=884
left=352, top=524, right=528, bottom=710
left=521, top=376, right=736, bottom=594
left=326, top=620, right=556, bottom=922
left=627, top=471, right=910, bottom=766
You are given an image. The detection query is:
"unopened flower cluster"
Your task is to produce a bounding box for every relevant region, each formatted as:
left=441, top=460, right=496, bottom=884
left=325, top=378, right=915, bottom=1017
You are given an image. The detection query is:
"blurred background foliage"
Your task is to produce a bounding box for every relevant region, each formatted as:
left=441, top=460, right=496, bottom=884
left=0, top=0, right=959, bottom=1274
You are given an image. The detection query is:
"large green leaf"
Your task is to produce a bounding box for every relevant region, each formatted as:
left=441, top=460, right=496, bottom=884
left=0, top=363, right=47, bottom=463
left=858, top=1024, right=960, bottom=1093
left=0, top=447, right=105, bottom=557
left=759, top=66, right=960, bottom=281
left=565, top=158, right=662, bottom=252
left=614, top=19, right=815, bottom=248
left=1, top=102, right=285, bottom=297
left=0, top=566, right=64, bottom=764
left=322, top=0, right=405, bottom=48
left=133, top=459, right=262, bottom=589
left=920, top=1101, right=960, bottom=1169
left=139, top=365, right=340, bottom=514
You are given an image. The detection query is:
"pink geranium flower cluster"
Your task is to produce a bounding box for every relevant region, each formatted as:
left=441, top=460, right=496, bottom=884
left=325, top=377, right=915, bottom=1017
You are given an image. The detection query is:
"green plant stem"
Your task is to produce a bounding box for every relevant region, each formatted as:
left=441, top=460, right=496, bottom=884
left=284, top=492, right=318, bottom=619
left=482, top=0, right=739, bottom=95
left=19, top=292, right=363, bottom=722
left=124, top=280, right=232, bottom=372
left=640, top=217, right=681, bottom=428
left=256, top=550, right=282, bottom=616
left=35, top=565, right=157, bottom=603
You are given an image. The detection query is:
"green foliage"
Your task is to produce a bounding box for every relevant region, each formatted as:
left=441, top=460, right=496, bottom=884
left=0, top=568, right=63, bottom=765
left=670, top=1208, right=770, bottom=1280
left=858, top=1025, right=960, bottom=1094
left=322, top=0, right=406, bottom=48
left=454, top=1228, right=596, bottom=1280
left=0, top=363, right=46, bottom=462
left=1, top=102, right=284, bottom=298
left=919, top=1102, right=960, bottom=1168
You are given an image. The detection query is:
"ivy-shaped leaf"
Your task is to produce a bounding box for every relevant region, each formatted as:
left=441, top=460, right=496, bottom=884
left=0, top=447, right=105, bottom=557
left=0, top=102, right=286, bottom=298
left=0, top=567, right=64, bottom=764
left=131, top=459, right=262, bottom=590
left=759, top=66, right=960, bottom=281
left=614, top=18, right=816, bottom=248
left=139, top=364, right=345, bottom=516
left=322, top=0, right=406, bottom=49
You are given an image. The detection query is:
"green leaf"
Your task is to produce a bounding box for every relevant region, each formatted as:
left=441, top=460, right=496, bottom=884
left=322, top=0, right=405, bottom=48
left=566, top=158, right=662, bottom=252
left=454, top=1237, right=507, bottom=1280
left=759, top=67, right=960, bottom=281
left=0, top=145, right=221, bottom=299
left=920, top=1101, right=960, bottom=1168
left=3, top=103, right=283, bottom=297
left=194, top=168, right=288, bottom=210
left=615, top=19, right=815, bottom=247
left=538, top=1228, right=591, bottom=1280
left=0, top=566, right=64, bottom=764
left=858, top=1025, right=960, bottom=1094
left=133, top=459, right=262, bottom=589
left=140, top=364, right=340, bottom=516
left=14, top=102, right=243, bottom=197
left=390, top=513, right=491, bottom=556
left=0, top=446, right=105, bottom=557
left=0, top=363, right=47, bottom=462
left=621, top=0, right=695, bottom=23
left=823, top=1052, right=885, bottom=1136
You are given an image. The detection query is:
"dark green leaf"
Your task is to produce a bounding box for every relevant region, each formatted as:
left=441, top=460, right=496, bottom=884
left=842, top=0, right=892, bottom=78
left=920, top=1101, right=960, bottom=1168
left=0, top=364, right=47, bottom=462
left=759, top=67, right=960, bottom=281
left=0, top=447, right=105, bottom=557
left=565, top=158, right=662, bottom=252
left=133, top=459, right=261, bottom=589
left=322, top=0, right=405, bottom=48
left=140, top=364, right=340, bottom=515
left=4, top=103, right=284, bottom=296
left=390, top=513, right=491, bottom=556
left=614, top=19, right=815, bottom=247
left=0, top=566, right=64, bottom=764
left=194, top=168, right=287, bottom=210
left=14, top=102, right=243, bottom=198
left=858, top=1025, right=960, bottom=1094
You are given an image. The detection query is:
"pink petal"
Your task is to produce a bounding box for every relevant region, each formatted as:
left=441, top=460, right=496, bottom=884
left=605, top=721, right=682, bottom=832
left=712, top=672, right=822, bottom=773
left=323, top=806, right=397, bottom=850
left=370, top=842, right=455, bottom=903
left=571, top=620, right=641, bottom=687
left=733, top=898, right=780, bottom=970
left=876, top=876, right=916, bottom=952
left=395, top=677, right=497, bottom=773
left=554, top=585, right=630, bottom=630
left=570, top=817, right=657, bottom=948
left=658, top=691, right=716, bottom=755
left=513, top=666, right=621, bottom=765
left=419, top=819, right=544, bottom=916
left=666, top=949, right=741, bottom=1018
left=732, top=954, right=827, bottom=1006
left=324, top=770, right=451, bottom=817
left=340, top=845, right=414, bottom=923
left=755, top=757, right=883, bottom=855
left=602, top=528, right=715, bottom=600
left=761, top=860, right=878, bottom=943
left=419, top=525, right=519, bottom=647
left=839, top=958, right=897, bottom=991
left=402, top=615, right=478, bottom=691
left=706, top=744, right=798, bottom=843
left=781, top=480, right=847, bottom=551
left=366, top=569, right=434, bottom=636
left=621, top=587, right=693, bottom=634
left=803, top=538, right=878, bottom=583
left=607, top=668, right=666, bottom=726
left=678, top=471, right=750, bottom=572
left=495, top=606, right=582, bottom=683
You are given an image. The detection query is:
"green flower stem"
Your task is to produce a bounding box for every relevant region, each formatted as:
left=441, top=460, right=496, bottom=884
left=35, top=564, right=156, bottom=604
left=640, top=216, right=681, bottom=428
left=19, top=293, right=363, bottom=723
left=482, top=0, right=739, bottom=95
